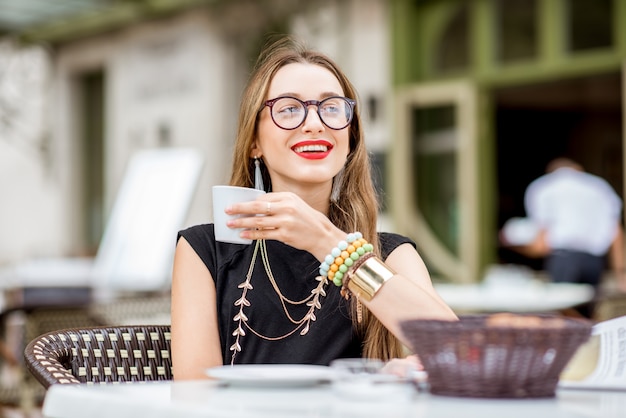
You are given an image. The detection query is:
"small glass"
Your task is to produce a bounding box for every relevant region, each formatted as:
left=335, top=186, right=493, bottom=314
left=330, top=358, right=413, bottom=402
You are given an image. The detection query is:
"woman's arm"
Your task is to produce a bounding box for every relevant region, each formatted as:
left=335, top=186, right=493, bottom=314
left=226, top=191, right=457, bottom=343
left=361, top=243, right=458, bottom=344
left=171, top=237, right=223, bottom=380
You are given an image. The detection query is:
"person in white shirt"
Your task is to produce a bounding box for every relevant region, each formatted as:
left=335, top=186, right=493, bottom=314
left=503, top=158, right=625, bottom=317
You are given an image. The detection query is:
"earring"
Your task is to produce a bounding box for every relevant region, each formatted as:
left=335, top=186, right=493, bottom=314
left=254, top=156, right=264, bottom=191
left=331, top=168, right=345, bottom=203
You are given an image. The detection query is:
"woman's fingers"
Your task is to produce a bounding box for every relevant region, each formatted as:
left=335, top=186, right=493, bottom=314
left=224, top=191, right=339, bottom=258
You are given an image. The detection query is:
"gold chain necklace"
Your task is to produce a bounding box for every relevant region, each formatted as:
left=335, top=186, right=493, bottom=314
left=230, top=239, right=328, bottom=365
left=259, top=239, right=316, bottom=321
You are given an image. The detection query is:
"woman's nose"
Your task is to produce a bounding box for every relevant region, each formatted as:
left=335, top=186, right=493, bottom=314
left=301, top=105, right=325, bottom=131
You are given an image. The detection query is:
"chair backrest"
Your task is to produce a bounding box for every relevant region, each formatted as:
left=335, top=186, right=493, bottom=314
left=23, top=325, right=172, bottom=388
left=93, top=147, right=204, bottom=292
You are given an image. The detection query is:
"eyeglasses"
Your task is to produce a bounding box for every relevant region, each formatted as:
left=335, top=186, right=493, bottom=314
left=262, top=96, right=356, bottom=130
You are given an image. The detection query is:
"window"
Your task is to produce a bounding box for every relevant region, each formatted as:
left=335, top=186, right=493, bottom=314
left=567, top=0, right=613, bottom=52
left=411, top=105, right=458, bottom=255
left=369, top=151, right=388, bottom=212
left=434, top=3, right=471, bottom=73
left=495, top=0, right=538, bottom=63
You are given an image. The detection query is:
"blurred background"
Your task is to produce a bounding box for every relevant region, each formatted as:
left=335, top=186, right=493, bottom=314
left=0, top=0, right=626, bottom=282
left=2, top=0, right=624, bottom=285
left=0, top=0, right=625, bottom=413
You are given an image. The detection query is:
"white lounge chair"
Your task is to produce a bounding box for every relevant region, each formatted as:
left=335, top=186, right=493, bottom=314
left=0, top=147, right=204, bottom=302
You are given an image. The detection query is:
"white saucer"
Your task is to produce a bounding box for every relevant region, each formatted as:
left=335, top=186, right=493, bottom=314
left=205, top=364, right=335, bottom=387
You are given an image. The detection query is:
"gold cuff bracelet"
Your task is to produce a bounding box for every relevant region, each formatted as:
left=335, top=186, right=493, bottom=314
left=347, top=256, right=396, bottom=301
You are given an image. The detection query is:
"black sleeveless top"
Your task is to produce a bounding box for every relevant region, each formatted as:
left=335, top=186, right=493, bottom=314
left=178, top=224, right=415, bottom=365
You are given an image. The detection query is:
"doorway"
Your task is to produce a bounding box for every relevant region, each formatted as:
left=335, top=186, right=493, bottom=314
left=494, top=72, right=623, bottom=268
left=78, top=70, right=106, bottom=255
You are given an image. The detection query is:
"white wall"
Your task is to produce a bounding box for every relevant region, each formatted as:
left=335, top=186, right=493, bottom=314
left=1, top=11, right=245, bottom=263
left=0, top=42, right=58, bottom=263
left=105, top=12, right=238, bottom=229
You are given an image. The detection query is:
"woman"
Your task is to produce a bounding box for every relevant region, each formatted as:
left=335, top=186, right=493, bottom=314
left=171, top=36, right=456, bottom=380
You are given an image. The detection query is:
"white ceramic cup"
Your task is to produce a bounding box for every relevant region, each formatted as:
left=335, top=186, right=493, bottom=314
left=212, top=185, right=266, bottom=244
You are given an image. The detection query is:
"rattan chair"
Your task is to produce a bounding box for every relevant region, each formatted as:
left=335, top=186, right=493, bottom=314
left=0, top=305, right=103, bottom=409
left=23, top=325, right=172, bottom=388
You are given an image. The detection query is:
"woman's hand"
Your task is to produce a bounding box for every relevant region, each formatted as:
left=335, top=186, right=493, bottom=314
left=382, top=355, right=424, bottom=378
left=224, top=191, right=345, bottom=261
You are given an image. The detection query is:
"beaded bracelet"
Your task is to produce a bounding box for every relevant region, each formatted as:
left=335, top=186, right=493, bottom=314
left=319, top=232, right=374, bottom=287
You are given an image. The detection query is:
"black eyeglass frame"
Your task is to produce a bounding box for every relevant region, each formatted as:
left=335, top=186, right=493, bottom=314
left=262, top=95, right=356, bottom=130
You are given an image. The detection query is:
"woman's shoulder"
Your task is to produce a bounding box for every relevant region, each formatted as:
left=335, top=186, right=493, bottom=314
left=178, top=223, right=215, bottom=243
left=377, top=232, right=416, bottom=259
left=177, top=223, right=254, bottom=275
left=177, top=223, right=258, bottom=255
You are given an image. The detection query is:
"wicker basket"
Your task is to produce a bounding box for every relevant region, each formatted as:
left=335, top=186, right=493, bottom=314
left=400, top=314, right=592, bottom=398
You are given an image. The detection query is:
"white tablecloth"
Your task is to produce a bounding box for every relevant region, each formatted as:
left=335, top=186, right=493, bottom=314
left=41, top=380, right=626, bottom=418
left=434, top=281, right=594, bottom=313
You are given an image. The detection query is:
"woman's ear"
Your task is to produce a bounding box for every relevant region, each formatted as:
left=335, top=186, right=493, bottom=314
left=250, top=140, right=261, bottom=159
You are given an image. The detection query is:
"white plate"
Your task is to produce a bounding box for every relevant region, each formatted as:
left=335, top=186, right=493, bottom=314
left=205, top=364, right=335, bottom=387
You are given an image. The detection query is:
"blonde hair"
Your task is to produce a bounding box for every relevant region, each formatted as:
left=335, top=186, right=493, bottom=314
left=228, top=36, right=403, bottom=360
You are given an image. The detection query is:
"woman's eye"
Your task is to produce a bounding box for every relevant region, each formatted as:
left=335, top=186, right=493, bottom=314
left=277, top=105, right=302, bottom=116
left=321, top=104, right=340, bottom=114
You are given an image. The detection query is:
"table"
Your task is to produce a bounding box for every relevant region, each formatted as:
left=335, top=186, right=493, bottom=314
left=41, top=380, right=626, bottom=418
left=433, top=281, right=594, bottom=313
